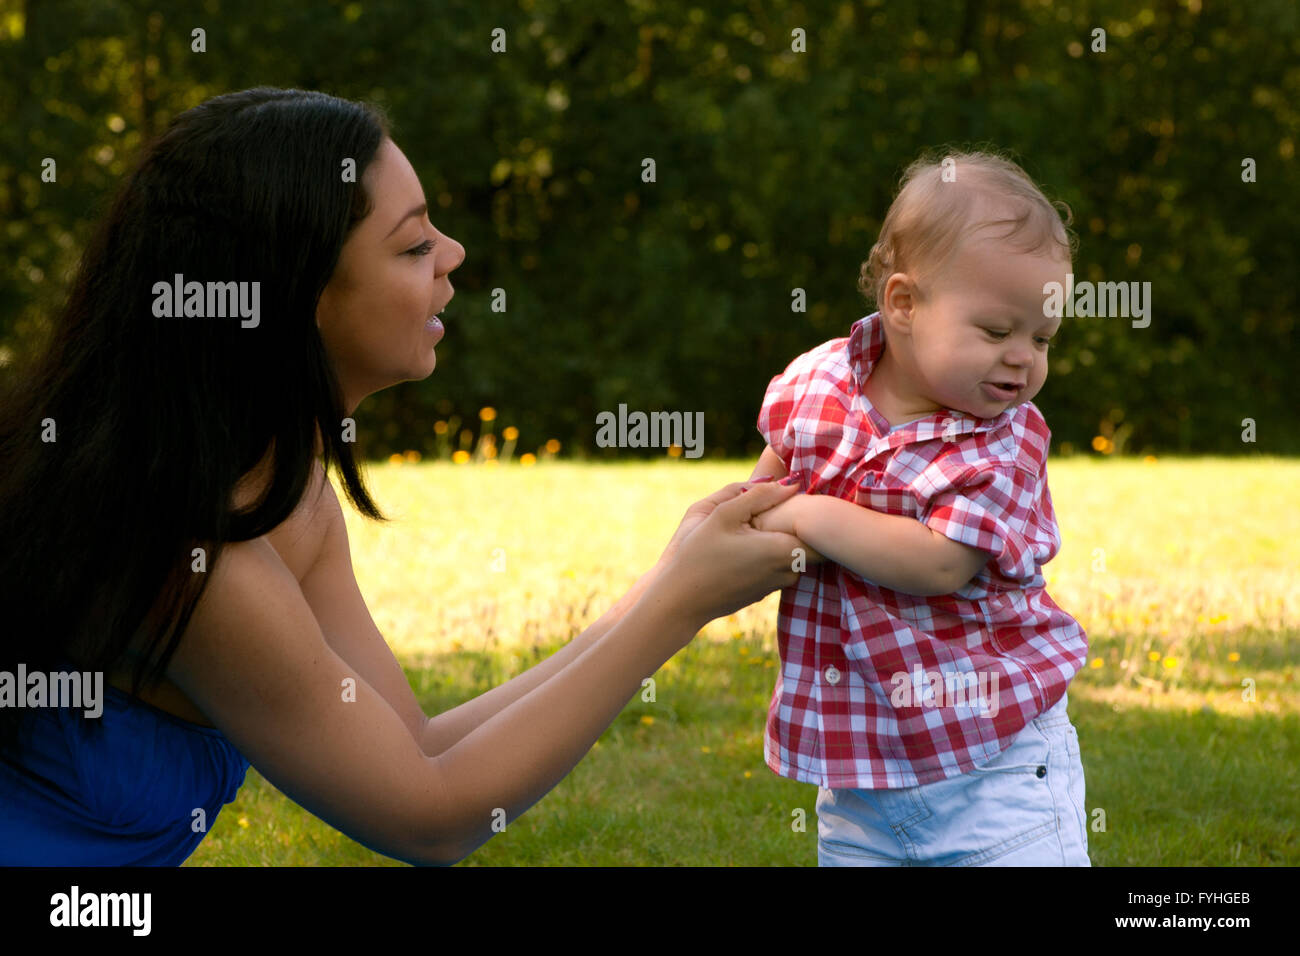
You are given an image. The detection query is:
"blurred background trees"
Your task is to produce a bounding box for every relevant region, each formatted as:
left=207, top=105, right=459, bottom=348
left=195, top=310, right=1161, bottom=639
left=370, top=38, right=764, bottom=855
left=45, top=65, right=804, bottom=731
left=3, top=0, right=1296, bottom=459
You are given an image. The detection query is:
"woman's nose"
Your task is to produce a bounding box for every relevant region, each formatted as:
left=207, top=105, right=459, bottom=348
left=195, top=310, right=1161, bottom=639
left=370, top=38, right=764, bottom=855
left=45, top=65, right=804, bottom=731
left=441, top=235, right=466, bottom=274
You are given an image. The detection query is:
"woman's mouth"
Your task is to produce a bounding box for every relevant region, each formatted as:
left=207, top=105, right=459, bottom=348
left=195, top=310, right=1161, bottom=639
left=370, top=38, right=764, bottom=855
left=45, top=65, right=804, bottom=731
left=426, top=292, right=453, bottom=337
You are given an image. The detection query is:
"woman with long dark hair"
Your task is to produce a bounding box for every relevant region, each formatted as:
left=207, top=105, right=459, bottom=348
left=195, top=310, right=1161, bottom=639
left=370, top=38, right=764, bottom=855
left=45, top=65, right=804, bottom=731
left=0, top=87, right=810, bottom=865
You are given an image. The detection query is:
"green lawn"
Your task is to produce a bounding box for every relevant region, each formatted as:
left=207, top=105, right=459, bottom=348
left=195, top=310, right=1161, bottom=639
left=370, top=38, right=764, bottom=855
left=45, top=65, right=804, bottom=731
left=186, top=456, right=1300, bottom=866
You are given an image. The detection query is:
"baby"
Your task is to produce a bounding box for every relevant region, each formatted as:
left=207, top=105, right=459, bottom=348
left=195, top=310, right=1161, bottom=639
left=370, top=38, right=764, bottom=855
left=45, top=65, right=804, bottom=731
left=749, top=150, right=1090, bottom=866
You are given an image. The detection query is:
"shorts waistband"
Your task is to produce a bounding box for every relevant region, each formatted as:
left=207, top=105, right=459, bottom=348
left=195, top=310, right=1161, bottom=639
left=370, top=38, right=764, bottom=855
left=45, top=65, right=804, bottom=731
left=1032, top=690, right=1071, bottom=729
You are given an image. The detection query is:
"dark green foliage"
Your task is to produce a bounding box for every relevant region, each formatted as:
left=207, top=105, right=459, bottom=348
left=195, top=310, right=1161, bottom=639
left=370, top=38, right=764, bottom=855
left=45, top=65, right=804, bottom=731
left=3, top=0, right=1296, bottom=457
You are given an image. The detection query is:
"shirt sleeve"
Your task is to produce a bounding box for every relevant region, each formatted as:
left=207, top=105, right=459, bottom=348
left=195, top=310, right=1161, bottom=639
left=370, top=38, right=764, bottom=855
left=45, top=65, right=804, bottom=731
left=756, top=338, right=844, bottom=471
left=756, top=368, right=799, bottom=470
left=920, top=463, right=1044, bottom=583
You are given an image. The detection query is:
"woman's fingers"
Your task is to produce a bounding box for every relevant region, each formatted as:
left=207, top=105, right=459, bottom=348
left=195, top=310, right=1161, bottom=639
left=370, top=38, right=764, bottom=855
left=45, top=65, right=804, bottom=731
left=691, top=480, right=752, bottom=510
left=714, top=481, right=801, bottom=527
left=684, top=476, right=786, bottom=522
left=661, top=482, right=819, bottom=624
left=678, top=480, right=765, bottom=527
left=676, top=486, right=806, bottom=613
left=763, top=531, right=805, bottom=587
left=660, top=481, right=757, bottom=566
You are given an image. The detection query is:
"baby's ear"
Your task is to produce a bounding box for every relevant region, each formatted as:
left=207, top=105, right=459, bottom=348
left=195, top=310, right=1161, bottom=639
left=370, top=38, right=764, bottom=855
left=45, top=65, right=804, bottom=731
left=880, top=273, right=919, bottom=330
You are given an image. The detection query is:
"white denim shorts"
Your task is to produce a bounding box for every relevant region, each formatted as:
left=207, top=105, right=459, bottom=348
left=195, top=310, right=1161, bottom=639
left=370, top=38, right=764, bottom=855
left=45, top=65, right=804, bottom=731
left=815, top=691, right=1091, bottom=866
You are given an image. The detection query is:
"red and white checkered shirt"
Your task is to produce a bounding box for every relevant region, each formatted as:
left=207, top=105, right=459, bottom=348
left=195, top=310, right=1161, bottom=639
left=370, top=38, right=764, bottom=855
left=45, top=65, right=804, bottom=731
left=757, top=312, right=1088, bottom=789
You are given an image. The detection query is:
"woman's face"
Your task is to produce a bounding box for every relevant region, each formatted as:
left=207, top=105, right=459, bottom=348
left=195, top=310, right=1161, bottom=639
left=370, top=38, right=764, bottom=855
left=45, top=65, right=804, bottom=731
left=316, top=137, right=465, bottom=414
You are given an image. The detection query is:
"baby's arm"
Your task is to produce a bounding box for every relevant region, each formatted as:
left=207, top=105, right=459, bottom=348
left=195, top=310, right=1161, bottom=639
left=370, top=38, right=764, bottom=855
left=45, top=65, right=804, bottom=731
left=748, top=444, right=789, bottom=482
left=752, top=494, right=988, bottom=596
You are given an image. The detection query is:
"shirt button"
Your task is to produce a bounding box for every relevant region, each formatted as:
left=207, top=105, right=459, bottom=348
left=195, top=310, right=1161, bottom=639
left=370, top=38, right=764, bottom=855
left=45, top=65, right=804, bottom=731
left=824, top=665, right=841, bottom=685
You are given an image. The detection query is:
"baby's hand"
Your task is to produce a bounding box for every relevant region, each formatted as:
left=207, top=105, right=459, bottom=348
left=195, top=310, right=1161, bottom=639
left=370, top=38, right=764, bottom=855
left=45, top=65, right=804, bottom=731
left=751, top=496, right=827, bottom=566
left=750, top=497, right=800, bottom=536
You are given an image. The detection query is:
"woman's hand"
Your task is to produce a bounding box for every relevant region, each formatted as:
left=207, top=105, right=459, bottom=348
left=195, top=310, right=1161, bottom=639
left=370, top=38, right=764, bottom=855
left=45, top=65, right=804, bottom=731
left=651, top=481, right=821, bottom=631
left=655, top=480, right=761, bottom=569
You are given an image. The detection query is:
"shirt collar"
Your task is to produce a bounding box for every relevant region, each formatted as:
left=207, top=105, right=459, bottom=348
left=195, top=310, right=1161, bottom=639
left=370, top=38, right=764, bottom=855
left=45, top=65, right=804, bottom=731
left=848, top=312, right=1016, bottom=449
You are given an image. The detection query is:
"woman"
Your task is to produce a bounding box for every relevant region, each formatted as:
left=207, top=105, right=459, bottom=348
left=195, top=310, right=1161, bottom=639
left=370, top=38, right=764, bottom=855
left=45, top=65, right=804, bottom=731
left=0, top=88, right=811, bottom=865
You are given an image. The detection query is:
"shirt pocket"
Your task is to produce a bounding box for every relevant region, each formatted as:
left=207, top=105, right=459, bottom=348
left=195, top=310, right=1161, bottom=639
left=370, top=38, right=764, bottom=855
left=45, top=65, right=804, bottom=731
left=852, top=472, right=921, bottom=519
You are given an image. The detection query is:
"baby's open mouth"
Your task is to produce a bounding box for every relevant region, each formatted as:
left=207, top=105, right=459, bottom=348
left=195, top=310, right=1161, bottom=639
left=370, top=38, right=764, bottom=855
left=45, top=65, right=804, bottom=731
left=985, top=381, right=1023, bottom=399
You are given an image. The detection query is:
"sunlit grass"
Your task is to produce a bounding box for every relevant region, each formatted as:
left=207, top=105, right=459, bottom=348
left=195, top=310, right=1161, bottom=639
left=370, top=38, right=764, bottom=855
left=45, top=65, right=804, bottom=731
left=187, top=456, right=1300, bottom=866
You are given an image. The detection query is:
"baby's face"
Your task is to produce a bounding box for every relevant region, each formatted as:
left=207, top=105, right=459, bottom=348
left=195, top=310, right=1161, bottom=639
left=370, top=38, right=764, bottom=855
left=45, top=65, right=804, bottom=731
left=904, top=234, right=1069, bottom=420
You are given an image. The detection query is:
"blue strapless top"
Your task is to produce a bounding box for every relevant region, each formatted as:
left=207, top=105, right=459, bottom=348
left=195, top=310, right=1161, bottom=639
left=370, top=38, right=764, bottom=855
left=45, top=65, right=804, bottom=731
left=0, top=676, right=249, bottom=866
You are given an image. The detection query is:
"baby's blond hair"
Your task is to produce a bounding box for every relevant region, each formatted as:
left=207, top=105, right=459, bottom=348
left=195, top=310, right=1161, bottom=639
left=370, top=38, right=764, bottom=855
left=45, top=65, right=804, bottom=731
left=859, top=148, right=1076, bottom=312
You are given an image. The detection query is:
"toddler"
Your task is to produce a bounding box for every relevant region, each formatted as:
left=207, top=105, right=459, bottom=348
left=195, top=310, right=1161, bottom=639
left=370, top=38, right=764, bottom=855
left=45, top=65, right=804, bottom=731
left=749, top=150, right=1090, bottom=866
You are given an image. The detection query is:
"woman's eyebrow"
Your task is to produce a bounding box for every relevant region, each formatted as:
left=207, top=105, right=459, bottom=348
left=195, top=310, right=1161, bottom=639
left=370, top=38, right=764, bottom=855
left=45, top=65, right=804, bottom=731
left=384, top=202, right=427, bottom=240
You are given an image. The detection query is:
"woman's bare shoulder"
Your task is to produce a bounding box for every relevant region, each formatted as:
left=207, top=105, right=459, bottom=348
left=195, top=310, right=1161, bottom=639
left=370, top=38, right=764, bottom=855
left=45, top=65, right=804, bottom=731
left=163, top=530, right=450, bottom=864
left=73, top=460, right=336, bottom=726
left=235, top=457, right=335, bottom=581
left=86, top=539, right=296, bottom=726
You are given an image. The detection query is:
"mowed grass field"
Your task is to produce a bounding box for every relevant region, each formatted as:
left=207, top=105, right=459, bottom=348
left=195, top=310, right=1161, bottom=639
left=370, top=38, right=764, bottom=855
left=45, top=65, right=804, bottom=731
left=186, top=457, right=1300, bottom=866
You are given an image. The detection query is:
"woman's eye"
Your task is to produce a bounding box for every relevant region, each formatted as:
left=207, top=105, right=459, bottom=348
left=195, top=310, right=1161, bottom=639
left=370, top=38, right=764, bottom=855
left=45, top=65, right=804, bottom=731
left=405, top=239, right=437, bottom=257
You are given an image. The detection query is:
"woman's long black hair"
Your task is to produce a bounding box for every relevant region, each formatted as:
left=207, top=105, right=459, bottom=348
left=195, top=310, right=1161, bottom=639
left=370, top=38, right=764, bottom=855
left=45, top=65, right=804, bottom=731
left=0, top=87, right=393, bottom=756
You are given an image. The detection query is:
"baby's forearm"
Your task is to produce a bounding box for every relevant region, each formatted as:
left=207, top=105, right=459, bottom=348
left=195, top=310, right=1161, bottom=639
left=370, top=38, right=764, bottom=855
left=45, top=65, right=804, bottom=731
left=792, top=495, right=968, bottom=596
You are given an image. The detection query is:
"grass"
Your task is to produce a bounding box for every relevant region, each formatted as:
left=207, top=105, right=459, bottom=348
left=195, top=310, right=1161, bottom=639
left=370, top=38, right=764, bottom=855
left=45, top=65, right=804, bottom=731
left=185, top=456, right=1300, bottom=866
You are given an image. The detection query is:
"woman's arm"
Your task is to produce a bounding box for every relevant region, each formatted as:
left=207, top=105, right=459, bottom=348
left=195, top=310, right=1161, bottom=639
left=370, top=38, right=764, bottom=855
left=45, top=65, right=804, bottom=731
left=166, top=483, right=804, bottom=865
left=300, top=471, right=706, bottom=757
left=425, top=481, right=808, bottom=861
left=418, top=558, right=662, bottom=755
left=303, top=476, right=800, bottom=759
left=419, top=480, right=777, bottom=755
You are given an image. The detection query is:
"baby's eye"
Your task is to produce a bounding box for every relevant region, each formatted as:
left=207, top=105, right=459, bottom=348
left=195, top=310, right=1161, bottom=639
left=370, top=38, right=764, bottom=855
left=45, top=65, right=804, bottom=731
left=1035, top=337, right=1053, bottom=347
left=982, top=329, right=1010, bottom=340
